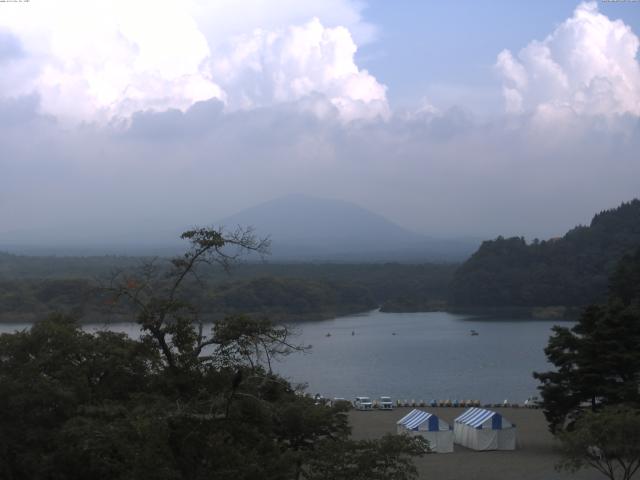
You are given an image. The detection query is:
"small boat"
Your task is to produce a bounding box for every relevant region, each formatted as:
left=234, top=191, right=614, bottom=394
left=470, top=329, right=479, bottom=336
left=326, top=333, right=331, bottom=337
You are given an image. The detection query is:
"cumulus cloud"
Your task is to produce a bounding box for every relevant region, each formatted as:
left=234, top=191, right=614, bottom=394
left=189, top=0, right=377, bottom=49
left=0, top=1, right=639, bottom=247
left=496, top=1, right=640, bottom=117
left=0, top=0, right=382, bottom=123
left=1, top=93, right=639, bottom=244
left=0, top=29, right=23, bottom=63
left=0, top=1, right=222, bottom=122
left=210, top=18, right=388, bottom=121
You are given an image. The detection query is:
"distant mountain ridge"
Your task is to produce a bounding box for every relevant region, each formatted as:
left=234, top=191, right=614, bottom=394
left=222, top=194, right=424, bottom=246
left=450, top=199, right=640, bottom=309
left=219, top=194, right=478, bottom=262
left=0, top=194, right=479, bottom=261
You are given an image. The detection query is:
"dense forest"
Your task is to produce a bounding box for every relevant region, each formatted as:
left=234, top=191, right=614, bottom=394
left=450, top=200, right=640, bottom=311
left=530, top=246, right=640, bottom=480
left=534, top=245, right=640, bottom=432
left=0, top=228, right=427, bottom=479
left=0, top=254, right=455, bottom=323
left=4, top=199, right=639, bottom=322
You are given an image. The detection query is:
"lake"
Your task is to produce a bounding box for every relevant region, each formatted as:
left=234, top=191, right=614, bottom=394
left=273, top=310, right=563, bottom=404
left=0, top=310, right=565, bottom=404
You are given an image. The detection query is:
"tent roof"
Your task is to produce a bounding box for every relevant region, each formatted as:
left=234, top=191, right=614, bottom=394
left=397, top=409, right=442, bottom=431
left=455, top=408, right=504, bottom=428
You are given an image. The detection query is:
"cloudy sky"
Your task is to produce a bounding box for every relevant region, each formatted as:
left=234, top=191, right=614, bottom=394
left=1, top=0, right=639, bottom=243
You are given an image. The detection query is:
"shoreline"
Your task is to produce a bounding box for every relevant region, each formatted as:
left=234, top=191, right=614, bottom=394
left=0, top=304, right=583, bottom=325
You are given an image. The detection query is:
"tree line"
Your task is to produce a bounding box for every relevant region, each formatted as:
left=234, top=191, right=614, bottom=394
left=450, top=199, right=640, bottom=310
left=0, top=257, right=455, bottom=322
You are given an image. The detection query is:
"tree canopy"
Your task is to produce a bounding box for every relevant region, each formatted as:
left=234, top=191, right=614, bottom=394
left=0, top=227, right=428, bottom=480
left=451, top=199, right=640, bottom=309
left=0, top=254, right=455, bottom=323
left=534, top=246, right=640, bottom=433
left=557, top=406, right=640, bottom=480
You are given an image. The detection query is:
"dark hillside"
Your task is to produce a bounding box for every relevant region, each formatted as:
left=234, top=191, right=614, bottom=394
left=450, top=199, right=640, bottom=308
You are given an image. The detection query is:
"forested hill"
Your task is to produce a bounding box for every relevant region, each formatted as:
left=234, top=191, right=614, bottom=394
left=0, top=257, right=455, bottom=322
left=450, top=199, right=640, bottom=309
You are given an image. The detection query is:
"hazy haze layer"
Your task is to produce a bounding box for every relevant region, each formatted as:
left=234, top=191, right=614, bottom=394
left=1, top=1, right=639, bottom=246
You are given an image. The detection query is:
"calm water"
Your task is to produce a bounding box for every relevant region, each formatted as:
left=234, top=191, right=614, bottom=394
left=0, top=310, right=565, bottom=404
left=274, top=310, right=563, bottom=404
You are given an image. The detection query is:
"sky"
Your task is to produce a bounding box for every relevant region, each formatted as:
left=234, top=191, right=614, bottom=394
left=1, top=0, right=639, bottom=244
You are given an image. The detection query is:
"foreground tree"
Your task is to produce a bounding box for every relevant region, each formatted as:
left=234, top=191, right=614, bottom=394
left=0, top=227, right=427, bottom=480
left=557, top=406, right=640, bottom=480
left=305, top=434, right=429, bottom=480
left=105, top=226, right=274, bottom=370
left=533, top=247, right=640, bottom=433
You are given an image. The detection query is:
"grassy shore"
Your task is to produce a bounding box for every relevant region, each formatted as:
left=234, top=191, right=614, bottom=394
left=349, top=407, right=609, bottom=480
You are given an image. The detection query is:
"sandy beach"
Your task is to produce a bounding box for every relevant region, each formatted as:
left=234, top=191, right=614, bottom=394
left=349, top=407, right=617, bottom=480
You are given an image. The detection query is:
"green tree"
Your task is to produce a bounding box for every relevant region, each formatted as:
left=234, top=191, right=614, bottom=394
left=0, top=227, right=426, bottom=480
left=534, top=247, right=640, bottom=433
left=304, top=434, right=429, bottom=480
left=451, top=199, right=640, bottom=309
left=0, top=314, right=161, bottom=479
left=557, top=406, right=640, bottom=480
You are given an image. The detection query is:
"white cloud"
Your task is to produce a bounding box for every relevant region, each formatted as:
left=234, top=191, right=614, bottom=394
left=0, top=0, right=382, bottom=123
left=496, top=1, right=640, bottom=117
left=1, top=0, right=639, bottom=244
left=189, top=0, right=376, bottom=48
left=210, top=18, right=388, bottom=121
left=0, top=0, right=223, bottom=122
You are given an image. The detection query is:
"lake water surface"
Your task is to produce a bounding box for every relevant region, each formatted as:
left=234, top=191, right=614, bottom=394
left=0, top=310, right=565, bottom=404
left=273, top=310, right=564, bottom=404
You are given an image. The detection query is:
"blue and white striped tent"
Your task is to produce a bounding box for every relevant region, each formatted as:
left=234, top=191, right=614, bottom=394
left=453, top=408, right=516, bottom=451
left=396, top=409, right=453, bottom=453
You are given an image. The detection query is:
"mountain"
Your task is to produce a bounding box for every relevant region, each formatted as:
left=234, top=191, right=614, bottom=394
left=450, top=199, right=640, bottom=309
left=219, top=194, right=478, bottom=262
left=0, top=194, right=479, bottom=261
